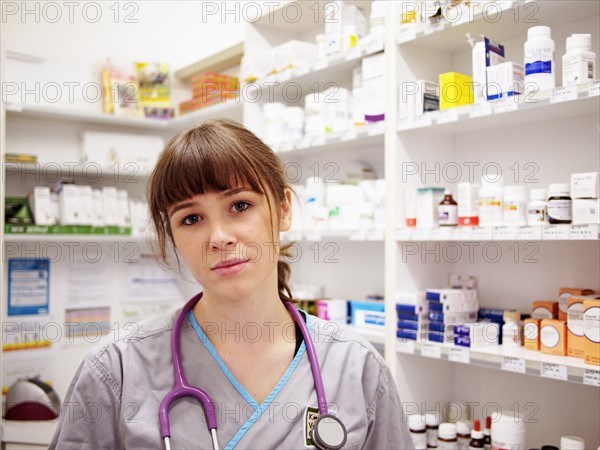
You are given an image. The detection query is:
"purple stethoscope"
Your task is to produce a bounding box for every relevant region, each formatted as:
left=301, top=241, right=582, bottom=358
left=158, top=292, right=347, bottom=450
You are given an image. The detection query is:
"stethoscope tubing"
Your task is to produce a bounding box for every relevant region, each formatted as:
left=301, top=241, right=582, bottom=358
left=158, top=293, right=330, bottom=449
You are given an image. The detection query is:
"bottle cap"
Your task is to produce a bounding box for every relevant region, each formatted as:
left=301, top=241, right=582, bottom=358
left=425, top=413, right=439, bottom=426
left=528, top=25, right=551, bottom=39
left=548, top=183, right=570, bottom=198
left=408, top=414, right=425, bottom=431
left=530, top=188, right=547, bottom=201
left=566, top=34, right=592, bottom=51
left=484, top=416, right=492, bottom=431
left=471, top=419, right=484, bottom=439
left=540, top=446, right=559, bottom=450
left=438, top=423, right=457, bottom=439
left=444, top=189, right=452, bottom=195
left=504, top=185, right=526, bottom=198
left=560, top=436, right=585, bottom=450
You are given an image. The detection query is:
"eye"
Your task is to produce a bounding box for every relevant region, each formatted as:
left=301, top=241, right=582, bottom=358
left=181, top=214, right=200, bottom=226
left=232, top=201, right=251, bottom=213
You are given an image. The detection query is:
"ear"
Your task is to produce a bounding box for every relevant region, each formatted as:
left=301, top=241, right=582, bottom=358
left=279, top=188, right=293, bottom=232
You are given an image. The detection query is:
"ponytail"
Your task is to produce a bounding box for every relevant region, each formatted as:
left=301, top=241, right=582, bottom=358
left=277, top=242, right=295, bottom=302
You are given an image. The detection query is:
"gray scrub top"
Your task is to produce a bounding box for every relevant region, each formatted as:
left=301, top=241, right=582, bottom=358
left=48, top=307, right=415, bottom=449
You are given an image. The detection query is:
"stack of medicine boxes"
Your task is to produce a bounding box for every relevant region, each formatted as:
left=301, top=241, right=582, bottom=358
left=396, top=293, right=427, bottom=341
left=426, top=289, right=479, bottom=344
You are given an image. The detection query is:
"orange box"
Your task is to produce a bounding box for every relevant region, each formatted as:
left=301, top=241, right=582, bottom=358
left=540, top=319, right=567, bottom=356
left=531, top=301, right=558, bottom=320
left=559, top=288, right=595, bottom=320
left=583, top=299, right=600, bottom=365
left=524, top=318, right=540, bottom=351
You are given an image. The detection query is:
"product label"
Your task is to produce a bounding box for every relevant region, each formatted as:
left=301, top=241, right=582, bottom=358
left=438, top=205, right=458, bottom=226
left=541, top=362, right=567, bottom=381
left=589, top=80, right=600, bottom=97
left=397, top=340, right=415, bottom=354
left=567, top=302, right=584, bottom=336
left=547, top=199, right=572, bottom=221
left=583, top=368, right=600, bottom=387
left=503, top=200, right=527, bottom=225
left=524, top=322, right=539, bottom=340
left=563, top=55, right=595, bottom=86
left=541, top=324, right=560, bottom=348
left=526, top=60, right=553, bottom=75
left=448, top=347, right=470, bottom=364
left=583, top=306, right=600, bottom=343
left=501, top=356, right=526, bottom=373
left=421, top=342, right=442, bottom=359
left=437, top=109, right=458, bottom=124
left=551, top=85, right=577, bottom=103
left=527, top=207, right=547, bottom=225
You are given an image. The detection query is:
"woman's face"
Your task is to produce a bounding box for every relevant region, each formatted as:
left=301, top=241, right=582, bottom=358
left=168, top=186, right=292, bottom=301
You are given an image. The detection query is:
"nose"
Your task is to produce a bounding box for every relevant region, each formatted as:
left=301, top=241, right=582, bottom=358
left=206, top=220, right=237, bottom=252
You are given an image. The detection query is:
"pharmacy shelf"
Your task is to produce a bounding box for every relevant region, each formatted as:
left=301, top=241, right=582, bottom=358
left=245, top=37, right=384, bottom=103
left=274, top=121, right=384, bottom=159
left=395, top=224, right=600, bottom=242
left=397, top=0, right=600, bottom=52
left=5, top=99, right=243, bottom=131
left=397, top=340, right=600, bottom=387
left=3, top=233, right=150, bottom=243
left=253, top=0, right=373, bottom=34
left=174, top=42, right=244, bottom=81
left=353, top=326, right=386, bottom=345
left=283, top=228, right=385, bottom=242
left=397, top=84, right=600, bottom=134
left=2, top=421, right=56, bottom=447
left=3, top=162, right=151, bottom=179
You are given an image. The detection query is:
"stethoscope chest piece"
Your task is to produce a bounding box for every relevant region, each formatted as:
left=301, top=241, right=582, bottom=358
left=311, top=414, right=347, bottom=450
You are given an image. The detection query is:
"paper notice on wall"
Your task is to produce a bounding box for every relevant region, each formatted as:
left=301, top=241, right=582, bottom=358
left=121, top=302, right=179, bottom=323
left=2, top=317, right=54, bottom=352
left=64, top=306, right=111, bottom=341
left=124, top=261, right=183, bottom=303
left=7, top=258, right=50, bottom=316
left=66, top=261, right=111, bottom=307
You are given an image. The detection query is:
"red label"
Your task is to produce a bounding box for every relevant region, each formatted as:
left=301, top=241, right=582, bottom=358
left=406, top=218, right=417, bottom=227
left=458, top=216, right=479, bottom=226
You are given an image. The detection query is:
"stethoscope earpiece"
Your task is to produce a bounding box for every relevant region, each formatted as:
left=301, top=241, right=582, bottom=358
left=310, top=414, right=347, bottom=450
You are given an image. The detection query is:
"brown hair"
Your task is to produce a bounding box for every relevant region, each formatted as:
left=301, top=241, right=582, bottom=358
left=146, top=118, right=295, bottom=302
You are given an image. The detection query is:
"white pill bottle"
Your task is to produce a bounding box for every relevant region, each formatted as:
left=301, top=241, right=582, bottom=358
left=524, top=26, right=556, bottom=92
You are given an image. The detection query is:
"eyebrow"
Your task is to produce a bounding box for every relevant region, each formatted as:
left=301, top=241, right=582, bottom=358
left=168, top=188, right=255, bottom=218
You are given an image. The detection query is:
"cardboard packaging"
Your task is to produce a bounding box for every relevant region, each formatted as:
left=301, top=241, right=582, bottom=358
left=524, top=318, right=540, bottom=351
left=531, top=301, right=558, bottom=320
left=540, top=319, right=567, bottom=356
left=439, top=72, right=474, bottom=110
left=583, top=299, right=600, bottom=365
left=559, top=288, right=595, bottom=320
left=571, top=172, right=599, bottom=198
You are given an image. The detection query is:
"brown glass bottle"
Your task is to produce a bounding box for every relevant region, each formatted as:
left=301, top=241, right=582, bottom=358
left=438, top=190, right=458, bottom=226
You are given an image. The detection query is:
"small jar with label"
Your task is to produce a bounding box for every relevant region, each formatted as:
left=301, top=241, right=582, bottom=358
left=527, top=188, right=548, bottom=226
left=438, top=190, right=458, bottom=226
left=456, top=421, right=472, bottom=450
left=547, top=183, right=572, bottom=224
left=409, top=414, right=428, bottom=450
left=425, top=413, right=439, bottom=448
left=503, top=185, right=527, bottom=226
left=438, top=423, right=457, bottom=449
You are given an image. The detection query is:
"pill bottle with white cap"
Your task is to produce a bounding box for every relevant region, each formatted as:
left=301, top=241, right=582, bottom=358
left=408, top=414, right=427, bottom=450
left=425, top=413, right=439, bottom=448
left=560, top=436, right=585, bottom=450
left=437, top=423, right=457, bottom=449
left=491, top=411, right=526, bottom=450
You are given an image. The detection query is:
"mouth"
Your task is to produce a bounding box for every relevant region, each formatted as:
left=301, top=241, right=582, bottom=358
left=211, top=258, right=249, bottom=276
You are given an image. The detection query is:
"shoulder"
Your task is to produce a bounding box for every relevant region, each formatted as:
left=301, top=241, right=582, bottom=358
left=307, top=314, right=389, bottom=377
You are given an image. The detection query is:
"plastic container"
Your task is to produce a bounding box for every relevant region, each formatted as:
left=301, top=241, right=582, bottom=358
left=425, top=413, right=440, bottom=448
left=547, top=183, right=572, bottom=224
left=370, top=1, right=386, bottom=37
left=560, top=436, right=585, bottom=450
left=562, top=34, right=597, bottom=86
left=503, top=185, right=527, bottom=226
left=283, top=106, right=304, bottom=140
left=479, top=175, right=504, bottom=227
left=524, top=26, right=555, bottom=92
left=408, top=414, right=427, bottom=450
left=469, top=419, right=485, bottom=449
left=456, top=421, right=472, bottom=450
left=438, top=423, right=458, bottom=449
left=315, top=34, right=327, bottom=63
left=527, top=188, right=548, bottom=226
left=491, top=413, right=526, bottom=450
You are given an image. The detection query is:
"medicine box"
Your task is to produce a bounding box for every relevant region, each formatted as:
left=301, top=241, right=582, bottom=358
left=540, top=319, right=567, bottom=356
left=567, top=297, right=588, bottom=358
left=524, top=318, right=540, bottom=351
left=350, top=300, right=385, bottom=329
left=78, top=186, right=93, bottom=226
left=531, top=301, right=558, bottom=320
left=28, top=187, right=54, bottom=226
left=571, top=172, right=599, bottom=198
left=417, top=188, right=445, bottom=228
left=439, top=72, right=474, bottom=110
left=558, top=287, right=595, bottom=320
left=458, top=183, right=480, bottom=226
left=472, top=37, right=505, bottom=101
left=583, top=299, right=600, bottom=365
left=102, top=187, right=119, bottom=226
left=486, top=62, right=524, bottom=101
left=316, top=299, right=348, bottom=324
left=572, top=199, right=600, bottom=225
left=58, top=183, right=81, bottom=225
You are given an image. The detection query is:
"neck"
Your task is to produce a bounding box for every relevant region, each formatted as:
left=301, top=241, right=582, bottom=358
left=193, top=286, right=294, bottom=350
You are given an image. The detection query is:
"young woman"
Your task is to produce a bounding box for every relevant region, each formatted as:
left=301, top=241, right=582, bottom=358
left=49, top=119, right=414, bottom=449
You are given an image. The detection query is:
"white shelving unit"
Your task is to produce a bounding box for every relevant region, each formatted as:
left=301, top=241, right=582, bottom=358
left=2, top=1, right=599, bottom=448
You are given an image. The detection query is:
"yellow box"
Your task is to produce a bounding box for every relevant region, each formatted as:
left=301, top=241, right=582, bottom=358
left=524, top=318, right=540, bottom=351
left=583, top=299, right=600, bottom=365
left=439, top=72, right=474, bottom=110
left=531, top=301, right=558, bottom=320
left=559, top=288, right=595, bottom=320
left=540, top=319, right=567, bottom=356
